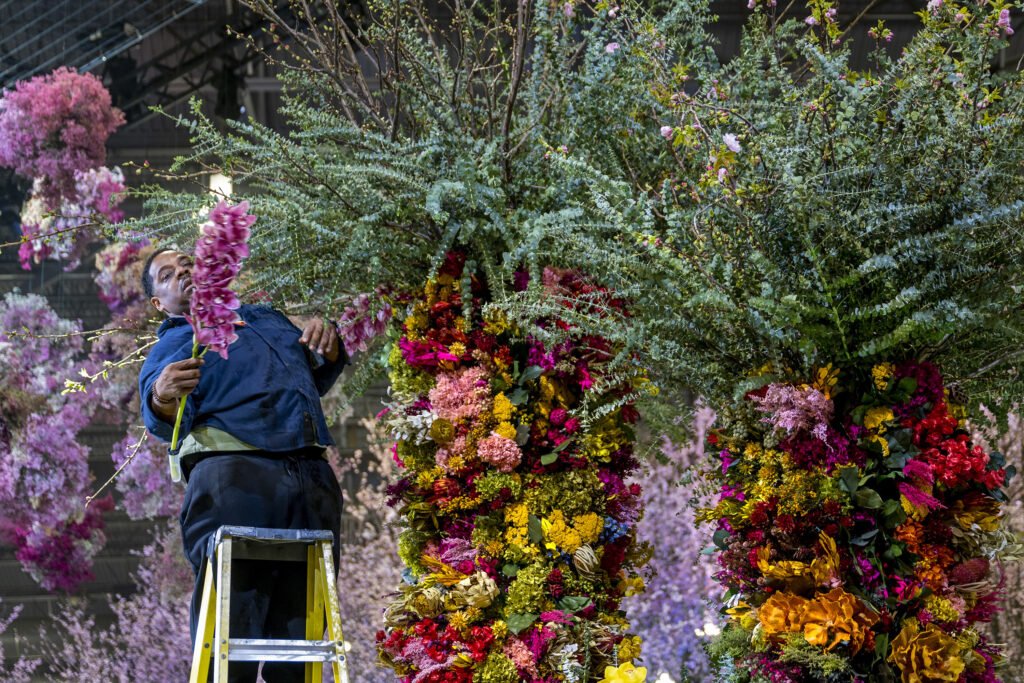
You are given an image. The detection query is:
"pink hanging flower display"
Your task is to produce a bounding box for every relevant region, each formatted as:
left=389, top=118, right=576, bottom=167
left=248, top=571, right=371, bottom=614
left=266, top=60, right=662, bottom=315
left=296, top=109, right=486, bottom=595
left=0, top=67, right=124, bottom=205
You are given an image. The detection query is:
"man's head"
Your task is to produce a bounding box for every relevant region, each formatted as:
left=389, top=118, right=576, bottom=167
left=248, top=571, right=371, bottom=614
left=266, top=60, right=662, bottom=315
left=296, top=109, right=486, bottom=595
left=144, top=248, right=194, bottom=317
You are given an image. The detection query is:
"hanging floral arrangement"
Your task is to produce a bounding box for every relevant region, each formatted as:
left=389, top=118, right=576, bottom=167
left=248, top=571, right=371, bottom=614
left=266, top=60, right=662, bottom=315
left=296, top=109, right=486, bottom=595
left=0, top=67, right=124, bottom=205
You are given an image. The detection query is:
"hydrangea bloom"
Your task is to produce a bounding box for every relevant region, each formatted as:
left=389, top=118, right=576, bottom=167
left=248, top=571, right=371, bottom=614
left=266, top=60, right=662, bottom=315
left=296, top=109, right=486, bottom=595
left=0, top=67, right=124, bottom=204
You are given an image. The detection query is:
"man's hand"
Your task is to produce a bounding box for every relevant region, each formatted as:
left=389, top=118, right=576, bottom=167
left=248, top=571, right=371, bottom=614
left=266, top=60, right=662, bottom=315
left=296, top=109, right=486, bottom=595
left=299, top=318, right=341, bottom=363
left=151, top=357, right=204, bottom=419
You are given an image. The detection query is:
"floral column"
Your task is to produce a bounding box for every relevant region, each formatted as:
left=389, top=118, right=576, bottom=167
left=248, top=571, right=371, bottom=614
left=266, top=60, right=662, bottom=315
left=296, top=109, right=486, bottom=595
left=377, top=253, right=652, bottom=683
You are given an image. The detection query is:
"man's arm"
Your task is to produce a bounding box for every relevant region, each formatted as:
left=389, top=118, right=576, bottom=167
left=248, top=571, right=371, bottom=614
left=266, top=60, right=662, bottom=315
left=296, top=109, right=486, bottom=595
left=139, top=341, right=204, bottom=441
left=296, top=316, right=348, bottom=396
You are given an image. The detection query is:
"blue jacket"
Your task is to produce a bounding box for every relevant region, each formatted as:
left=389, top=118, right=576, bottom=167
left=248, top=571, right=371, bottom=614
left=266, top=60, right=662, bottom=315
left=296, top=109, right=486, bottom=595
left=139, top=304, right=346, bottom=452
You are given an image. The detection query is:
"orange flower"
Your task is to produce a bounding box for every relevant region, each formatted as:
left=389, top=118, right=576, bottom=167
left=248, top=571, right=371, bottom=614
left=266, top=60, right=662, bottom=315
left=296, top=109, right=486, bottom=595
left=889, top=619, right=966, bottom=683
left=757, top=592, right=809, bottom=637
left=801, top=588, right=878, bottom=654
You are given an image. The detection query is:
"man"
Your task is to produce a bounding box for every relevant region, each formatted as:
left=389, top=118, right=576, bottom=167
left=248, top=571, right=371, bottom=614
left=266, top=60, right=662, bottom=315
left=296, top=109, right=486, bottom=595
left=138, top=248, right=345, bottom=683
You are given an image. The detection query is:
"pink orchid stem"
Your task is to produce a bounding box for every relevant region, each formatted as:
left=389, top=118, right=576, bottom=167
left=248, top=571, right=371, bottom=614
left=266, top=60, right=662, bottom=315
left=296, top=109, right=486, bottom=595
left=168, top=335, right=200, bottom=482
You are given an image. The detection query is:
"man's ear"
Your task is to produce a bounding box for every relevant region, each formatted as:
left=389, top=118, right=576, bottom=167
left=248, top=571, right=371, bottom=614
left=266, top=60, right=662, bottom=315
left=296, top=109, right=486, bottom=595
left=151, top=295, right=165, bottom=315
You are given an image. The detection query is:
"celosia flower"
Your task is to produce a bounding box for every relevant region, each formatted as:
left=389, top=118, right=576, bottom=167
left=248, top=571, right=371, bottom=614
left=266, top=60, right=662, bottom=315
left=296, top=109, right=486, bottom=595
left=758, top=591, right=809, bottom=637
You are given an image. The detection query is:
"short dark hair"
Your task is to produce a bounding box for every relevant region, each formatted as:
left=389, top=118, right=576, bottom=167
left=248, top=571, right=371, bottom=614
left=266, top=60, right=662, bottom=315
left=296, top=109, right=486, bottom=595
left=141, top=247, right=175, bottom=300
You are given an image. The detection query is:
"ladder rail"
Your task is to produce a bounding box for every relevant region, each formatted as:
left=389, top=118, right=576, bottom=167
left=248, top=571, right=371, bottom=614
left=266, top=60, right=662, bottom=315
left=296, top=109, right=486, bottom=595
left=188, top=527, right=349, bottom=682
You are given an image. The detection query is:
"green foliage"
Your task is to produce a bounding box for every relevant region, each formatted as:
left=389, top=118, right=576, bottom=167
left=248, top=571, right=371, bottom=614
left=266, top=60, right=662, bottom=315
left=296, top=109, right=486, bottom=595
left=128, top=0, right=1024, bottom=426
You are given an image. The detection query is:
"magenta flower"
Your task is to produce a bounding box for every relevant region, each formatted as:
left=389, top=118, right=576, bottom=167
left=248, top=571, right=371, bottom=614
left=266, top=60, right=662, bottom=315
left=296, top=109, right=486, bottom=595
left=186, top=200, right=255, bottom=359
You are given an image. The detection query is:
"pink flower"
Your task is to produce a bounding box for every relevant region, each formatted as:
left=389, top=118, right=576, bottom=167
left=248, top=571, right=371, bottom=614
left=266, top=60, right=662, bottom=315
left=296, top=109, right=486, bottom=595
left=722, top=133, right=741, bottom=153
left=927, top=0, right=942, bottom=12
left=997, top=8, right=1013, bottom=34
left=477, top=434, right=522, bottom=472
left=717, top=167, right=729, bottom=182
left=750, top=383, right=834, bottom=442
left=187, top=200, right=254, bottom=359
left=563, top=2, right=574, bottom=17
left=429, top=367, right=491, bottom=423
left=0, top=67, right=124, bottom=205
left=660, top=125, right=674, bottom=139
left=805, top=15, right=818, bottom=25
left=605, top=42, right=620, bottom=54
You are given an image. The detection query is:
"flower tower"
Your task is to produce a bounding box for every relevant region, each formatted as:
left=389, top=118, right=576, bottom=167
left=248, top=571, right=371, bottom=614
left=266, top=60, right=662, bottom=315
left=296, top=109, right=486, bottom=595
left=377, top=253, right=653, bottom=683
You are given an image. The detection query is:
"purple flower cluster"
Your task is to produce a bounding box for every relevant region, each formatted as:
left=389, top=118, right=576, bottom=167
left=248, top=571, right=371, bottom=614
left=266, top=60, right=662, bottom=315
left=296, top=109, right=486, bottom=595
left=187, top=200, right=254, bottom=359
left=0, top=67, right=124, bottom=205
left=18, top=166, right=127, bottom=271
left=624, top=407, right=718, bottom=681
left=110, top=432, right=184, bottom=520
left=336, top=290, right=393, bottom=354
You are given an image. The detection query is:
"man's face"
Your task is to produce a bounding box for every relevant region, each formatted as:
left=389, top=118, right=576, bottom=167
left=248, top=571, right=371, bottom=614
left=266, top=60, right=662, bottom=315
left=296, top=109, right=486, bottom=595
left=149, top=250, right=194, bottom=317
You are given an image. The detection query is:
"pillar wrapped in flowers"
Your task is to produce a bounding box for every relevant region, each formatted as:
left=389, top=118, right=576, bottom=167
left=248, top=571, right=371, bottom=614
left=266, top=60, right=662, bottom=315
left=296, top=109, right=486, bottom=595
left=376, top=253, right=653, bottom=683
left=700, top=360, right=1016, bottom=682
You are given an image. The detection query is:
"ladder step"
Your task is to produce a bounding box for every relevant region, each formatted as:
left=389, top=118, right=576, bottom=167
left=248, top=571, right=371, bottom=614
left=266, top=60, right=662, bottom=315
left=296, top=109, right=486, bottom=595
left=226, top=638, right=347, bottom=662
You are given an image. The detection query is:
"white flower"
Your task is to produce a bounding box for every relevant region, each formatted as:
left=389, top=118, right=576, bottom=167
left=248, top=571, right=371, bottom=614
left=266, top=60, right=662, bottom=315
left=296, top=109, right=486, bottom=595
left=723, top=133, right=741, bottom=153
left=605, top=42, right=620, bottom=54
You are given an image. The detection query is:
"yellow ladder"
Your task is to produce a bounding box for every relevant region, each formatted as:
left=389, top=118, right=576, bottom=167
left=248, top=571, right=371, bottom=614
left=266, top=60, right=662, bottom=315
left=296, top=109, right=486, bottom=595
left=189, top=526, right=349, bottom=683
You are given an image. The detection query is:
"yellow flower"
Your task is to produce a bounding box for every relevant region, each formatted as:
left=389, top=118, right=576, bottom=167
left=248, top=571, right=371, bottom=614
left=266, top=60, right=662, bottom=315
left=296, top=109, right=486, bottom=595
left=430, top=418, right=455, bottom=444
left=801, top=588, right=878, bottom=654
left=492, top=393, right=515, bottom=422
left=539, top=517, right=559, bottom=552
left=810, top=532, right=841, bottom=587
left=449, top=341, right=467, bottom=357
left=573, top=513, right=604, bottom=545
left=757, top=546, right=812, bottom=581
left=491, top=620, right=508, bottom=640
left=889, top=619, right=966, bottom=683
left=872, top=363, right=894, bottom=391
left=494, top=421, right=517, bottom=440
left=618, top=575, right=645, bottom=597
left=617, top=635, right=643, bottom=662
left=599, top=661, right=647, bottom=683
left=951, top=496, right=1001, bottom=532
left=483, top=308, right=509, bottom=335
left=923, top=595, right=960, bottom=624
left=758, top=592, right=809, bottom=637
left=864, top=406, right=895, bottom=433
left=813, top=364, right=840, bottom=399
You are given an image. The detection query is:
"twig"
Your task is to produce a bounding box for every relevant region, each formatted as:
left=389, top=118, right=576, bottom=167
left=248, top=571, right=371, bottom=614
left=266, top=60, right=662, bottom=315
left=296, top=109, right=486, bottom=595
left=86, top=429, right=148, bottom=508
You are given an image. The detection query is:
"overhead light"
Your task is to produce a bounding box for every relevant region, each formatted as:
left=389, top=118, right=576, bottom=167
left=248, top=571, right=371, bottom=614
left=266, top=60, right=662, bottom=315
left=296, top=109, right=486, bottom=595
left=209, top=173, right=232, bottom=198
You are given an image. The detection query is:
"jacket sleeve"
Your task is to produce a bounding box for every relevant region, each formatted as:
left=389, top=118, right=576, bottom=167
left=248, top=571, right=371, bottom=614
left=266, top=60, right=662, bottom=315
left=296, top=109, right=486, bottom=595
left=138, top=332, right=199, bottom=445
left=268, top=307, right=349, bottom=396
left=312, top=343, right=348, bottom=397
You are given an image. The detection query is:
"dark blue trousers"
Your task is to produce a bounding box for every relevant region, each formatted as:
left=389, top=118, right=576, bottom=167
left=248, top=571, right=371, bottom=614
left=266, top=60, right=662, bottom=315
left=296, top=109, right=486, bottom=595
left=180, top=451, right=343, bottom=683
